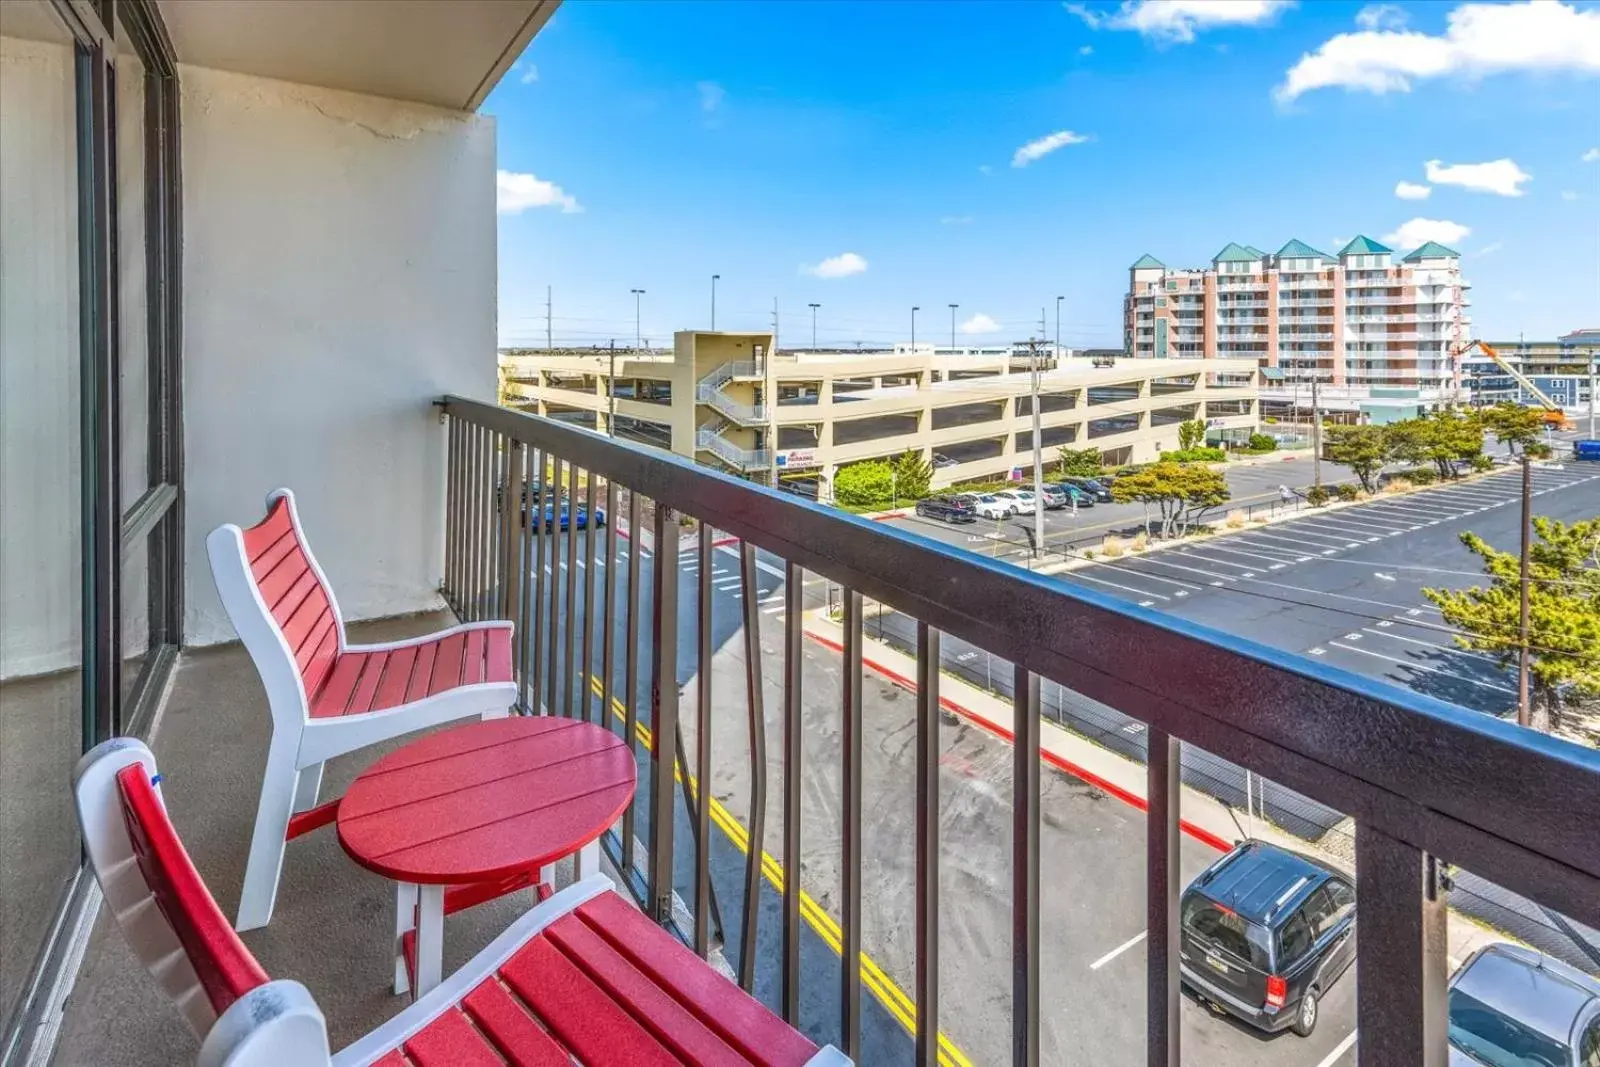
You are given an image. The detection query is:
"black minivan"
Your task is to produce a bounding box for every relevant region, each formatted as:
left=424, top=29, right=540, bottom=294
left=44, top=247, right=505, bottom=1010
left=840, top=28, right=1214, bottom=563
left=1179, top=842, right=1356, bottom=1038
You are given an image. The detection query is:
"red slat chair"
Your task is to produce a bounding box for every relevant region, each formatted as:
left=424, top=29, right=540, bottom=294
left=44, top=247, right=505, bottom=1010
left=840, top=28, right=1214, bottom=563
left=208, top=488, right=516, bottom=931
left=73, top=739, right=848, bottom=1066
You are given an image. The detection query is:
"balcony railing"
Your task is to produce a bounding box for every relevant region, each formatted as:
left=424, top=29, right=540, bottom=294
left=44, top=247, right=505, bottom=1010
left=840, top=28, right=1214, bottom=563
left=436, top=395, right=1600, bottom=1066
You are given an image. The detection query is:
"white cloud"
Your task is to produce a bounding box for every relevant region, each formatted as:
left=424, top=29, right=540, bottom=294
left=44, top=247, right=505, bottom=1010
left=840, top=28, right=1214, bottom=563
left=1562, top=189, right=1581, bottom=200
left=519, top=63, right=539, bottom=85
left=1424, top=158, right=1531, bottom=196
left=1277, top=0, right=1600, bottom=103
left=1584, top=147, right=1600, bottom=162
left=959, top=313, right=1001, bottom=335
left=1382, top=217, right=1470, bottom=249
left=1079, top=45, right=1094, bottom=55
left=940, top=215, right=974, bottom=225
left=697, top=81, right=726, bottom=113
left=1012, top=129, right=1091, bottom=167
left=1066, top=0, right=1293, bottom=44
left=978, top=164, right=994, bottom=176
left=1475, top=241, right=1504, bottom=256
left=1394, top=180, right=1432, bottom=200
left=496, top=170, right=581, bottom=214
left=802, top=252, right=868, bottom=279
left=1355, top=4, right=1407, bottom=31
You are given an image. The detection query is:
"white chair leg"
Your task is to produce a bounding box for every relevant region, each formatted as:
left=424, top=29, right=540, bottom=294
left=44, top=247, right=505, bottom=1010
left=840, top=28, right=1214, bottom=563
left=394, top=882, right=418, bottom=997
left=413, top=884, right=446, bottom=1000
left=292, top=762, right=324, bottom=813
left=235, top=734, right=301, bottom=932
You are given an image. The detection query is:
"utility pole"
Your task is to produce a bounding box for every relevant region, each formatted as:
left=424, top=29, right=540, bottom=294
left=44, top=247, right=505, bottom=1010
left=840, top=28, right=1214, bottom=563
left=1518, top=450, right=1532, bottom=727
left=608, top=339, right=617, bottom=437
left=1030, top=334, right=1044, bottom=558
left=630, top=288, right=645, bottom=353
left=711, top=274, right=719, bottom=330
left=546, top=285, right=553, bottom=351
left=911, top=306, right=920, bottom=351
left=1589, top=360, right=1597, bottom=438
left=1311, top=375, right=1324, bottom=488
left=949, top=303, right=959, bottom=351
left=808, top=303, right=820, bottom=349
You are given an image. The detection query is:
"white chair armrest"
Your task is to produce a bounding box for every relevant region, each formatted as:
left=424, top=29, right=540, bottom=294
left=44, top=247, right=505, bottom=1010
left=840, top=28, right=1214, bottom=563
left=198, top=980, right=330, bottom=1067
left=804, top=1047, right=854, bottom=1066
left=342, top=619, right=513, bottom=655
left=330, top=875, right=612, bottom=1067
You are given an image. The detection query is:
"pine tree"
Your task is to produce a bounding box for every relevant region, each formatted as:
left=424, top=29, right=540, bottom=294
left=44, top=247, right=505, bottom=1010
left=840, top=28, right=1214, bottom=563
left=1424, top=517, right=1600, bottom=743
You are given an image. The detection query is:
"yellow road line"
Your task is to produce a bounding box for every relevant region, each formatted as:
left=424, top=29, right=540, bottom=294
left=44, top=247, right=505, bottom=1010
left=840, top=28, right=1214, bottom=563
left=586, top=676, right=973, bottom=1067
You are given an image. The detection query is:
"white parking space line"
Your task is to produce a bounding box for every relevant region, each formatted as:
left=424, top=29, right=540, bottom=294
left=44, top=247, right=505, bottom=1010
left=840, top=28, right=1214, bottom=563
left=1231, top=540, right=1315, bottom=562
left=1297, top=512, right=1414, bottom=533
left=759, top=593, right=784, bottom=604
left=1089, top=930, right=1147, bottom=970
left=1235, top=576, right=1436, bottom=616
left=716, top=544, right=786, bottom=578
left=1121, top=556, right=1239, bottom=583
left=1314, top=1030, right=1358, bottom=1067
left=1099, top=563, right=1202, bottom=590
left=1246, top=528, right=1354, bottom=550
left=1360, top=626, right=1496, bottom=662
left=1068, top=569, right=1172, bottom=600
left=1185, top=541, right=1301, bottom=566
left=1327, top=641, right=1515, bottom=693
left=1282, top=520, right=1369, bottom=544
left=1169, top=550, right=1259, bottom=573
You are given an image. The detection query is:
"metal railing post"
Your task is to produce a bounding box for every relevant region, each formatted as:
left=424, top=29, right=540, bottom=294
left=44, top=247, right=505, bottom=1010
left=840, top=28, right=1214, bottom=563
left=1147, top=730, right=1181, bottom=1067
left=1356, top=827, right=1450, bottom=1067
left=648, top=502, right=681, bottom=923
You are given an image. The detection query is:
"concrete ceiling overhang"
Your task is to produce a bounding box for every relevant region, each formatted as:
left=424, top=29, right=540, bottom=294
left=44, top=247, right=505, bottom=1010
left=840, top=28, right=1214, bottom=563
left=157, top=0, right=558, bottom=110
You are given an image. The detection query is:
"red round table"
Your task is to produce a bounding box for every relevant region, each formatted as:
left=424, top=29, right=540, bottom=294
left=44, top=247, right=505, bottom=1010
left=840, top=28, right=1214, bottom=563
left=337, top=716, right=635, bottom=998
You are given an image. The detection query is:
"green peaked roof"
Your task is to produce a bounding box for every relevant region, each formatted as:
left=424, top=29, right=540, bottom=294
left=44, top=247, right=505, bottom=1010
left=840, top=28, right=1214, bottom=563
left=1337, top=235, right=1391, bottom=256
left=1276, top=238, right=1335, bottom=262
left=1213, top=242, right=1259, bottom=263
left=1401, top=241, right=1461, bottom=261
left=1244, top=246, right=1266, bottom=258
left=1129, top=253, right=1165, bottom=269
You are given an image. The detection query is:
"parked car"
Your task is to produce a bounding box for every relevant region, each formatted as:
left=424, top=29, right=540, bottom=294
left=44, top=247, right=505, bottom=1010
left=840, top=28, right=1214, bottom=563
left=1038, top=485, right=1068, bottom=510
left=1064, top=476, right=1114, bottom=502
left=932, top=452, right=958, bottom=469
left=957, top=493, right=1013, bottom=520
left=1049, top=483, right=1096, bottom=508
left=541, top=503, right=605, bottom=531
left=914, top=496, right=977, bottom=523
left=1179, top=841, right=1356, bottom=1038
left=1574, top=440, right=1600, bottom=462
left=995, top=489, right=1037, bottom=515
left=1448, top=942, right=1600, bottom=1067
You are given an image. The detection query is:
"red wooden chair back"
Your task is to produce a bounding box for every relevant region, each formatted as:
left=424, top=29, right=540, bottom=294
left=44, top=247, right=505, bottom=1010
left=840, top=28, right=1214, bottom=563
left=114, top=764, right=270, bottom=1018
left=237, top=494, right=343, bottom=702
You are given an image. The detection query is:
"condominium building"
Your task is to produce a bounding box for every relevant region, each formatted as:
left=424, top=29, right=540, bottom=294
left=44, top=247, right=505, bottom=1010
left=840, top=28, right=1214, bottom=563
left=500, top=331, right=1260, bottom=493
left=1125, top=236, right=1472, bottom=421
left=1464, top=328, right=1600, bottom=409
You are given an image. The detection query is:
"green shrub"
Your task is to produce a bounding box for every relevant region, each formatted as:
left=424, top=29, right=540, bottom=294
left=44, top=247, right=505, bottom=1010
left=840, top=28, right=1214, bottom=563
left=1306, top=484, right=1331, bottom=507
left=833, top=460, right=895, bottom=509
left=1158, top=447, right=1228, bottom=463
left=1333, top=484, right=1358, bottom=502
left=1246, top=433, right=1277, bottom=453
left=1470, top=454, right=1494, bottom=473
left=1057, top=447, right=1104, bottom=478
left=1407, top=468, right=1438, bottom=486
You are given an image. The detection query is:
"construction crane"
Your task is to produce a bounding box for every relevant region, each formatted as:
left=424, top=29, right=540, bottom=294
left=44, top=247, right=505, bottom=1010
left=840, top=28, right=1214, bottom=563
left=1459, top=340, right=1572, bottom=430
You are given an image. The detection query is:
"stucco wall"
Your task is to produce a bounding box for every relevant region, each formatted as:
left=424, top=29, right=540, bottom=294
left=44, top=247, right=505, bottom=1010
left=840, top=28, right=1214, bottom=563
left=180, top=64, right=497, bottom=645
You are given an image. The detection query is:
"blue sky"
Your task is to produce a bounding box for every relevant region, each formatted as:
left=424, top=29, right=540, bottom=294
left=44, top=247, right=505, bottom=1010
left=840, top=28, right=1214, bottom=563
left=487, top=0, right=1599, bottom=349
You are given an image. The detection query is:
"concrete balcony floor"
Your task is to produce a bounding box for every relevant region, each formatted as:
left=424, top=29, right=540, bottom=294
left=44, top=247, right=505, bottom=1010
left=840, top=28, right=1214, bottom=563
left=53, top=612, right=598, bottom=1065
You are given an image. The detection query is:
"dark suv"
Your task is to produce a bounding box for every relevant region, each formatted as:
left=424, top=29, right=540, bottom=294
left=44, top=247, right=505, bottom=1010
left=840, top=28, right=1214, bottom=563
left=914, top=496, right=976, bottom=523
left=1180, top=841, right=1356, bottom=1038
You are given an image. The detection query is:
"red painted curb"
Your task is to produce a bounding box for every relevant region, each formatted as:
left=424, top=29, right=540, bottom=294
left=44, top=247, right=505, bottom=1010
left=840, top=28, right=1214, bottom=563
left=871, top=511, right=910, bottom=521
left=805, top=631, right=1231, bottom=854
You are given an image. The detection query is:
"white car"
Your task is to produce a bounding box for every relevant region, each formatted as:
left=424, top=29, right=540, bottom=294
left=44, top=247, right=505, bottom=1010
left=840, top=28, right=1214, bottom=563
left=995, top=489, right=1037, bottom=516
left=958, top=493, right=1013, bottom=520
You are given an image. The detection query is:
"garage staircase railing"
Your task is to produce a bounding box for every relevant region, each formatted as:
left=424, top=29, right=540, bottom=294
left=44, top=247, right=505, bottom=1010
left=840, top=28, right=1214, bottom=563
left=697, top=362, right=767, bottom=425
left=438, top=394, right=1600, bottom=1067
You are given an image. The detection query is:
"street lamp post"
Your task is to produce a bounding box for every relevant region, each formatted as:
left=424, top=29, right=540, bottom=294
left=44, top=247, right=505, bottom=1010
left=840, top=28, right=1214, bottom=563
left=630, top=288, right=645, bottom=352
left=911, top=306, right=920, bottom=351
left=1055, top=295, right=1064, bottom=360
left=949, top=303, right=958, bottom=351
left=711, top=275, right=719, bottom=330
left=1031, top=334, right=1044, bottom=557
left=808, top=303, right=820, bottom=350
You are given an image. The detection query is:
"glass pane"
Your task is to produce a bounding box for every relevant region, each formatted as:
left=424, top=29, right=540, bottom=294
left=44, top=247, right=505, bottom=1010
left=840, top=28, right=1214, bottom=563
left=116, top=18, right=148, bottom=508
left=0, top=0, right=83, bottom=1025
left=115, top=17, right=150, bottom=705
